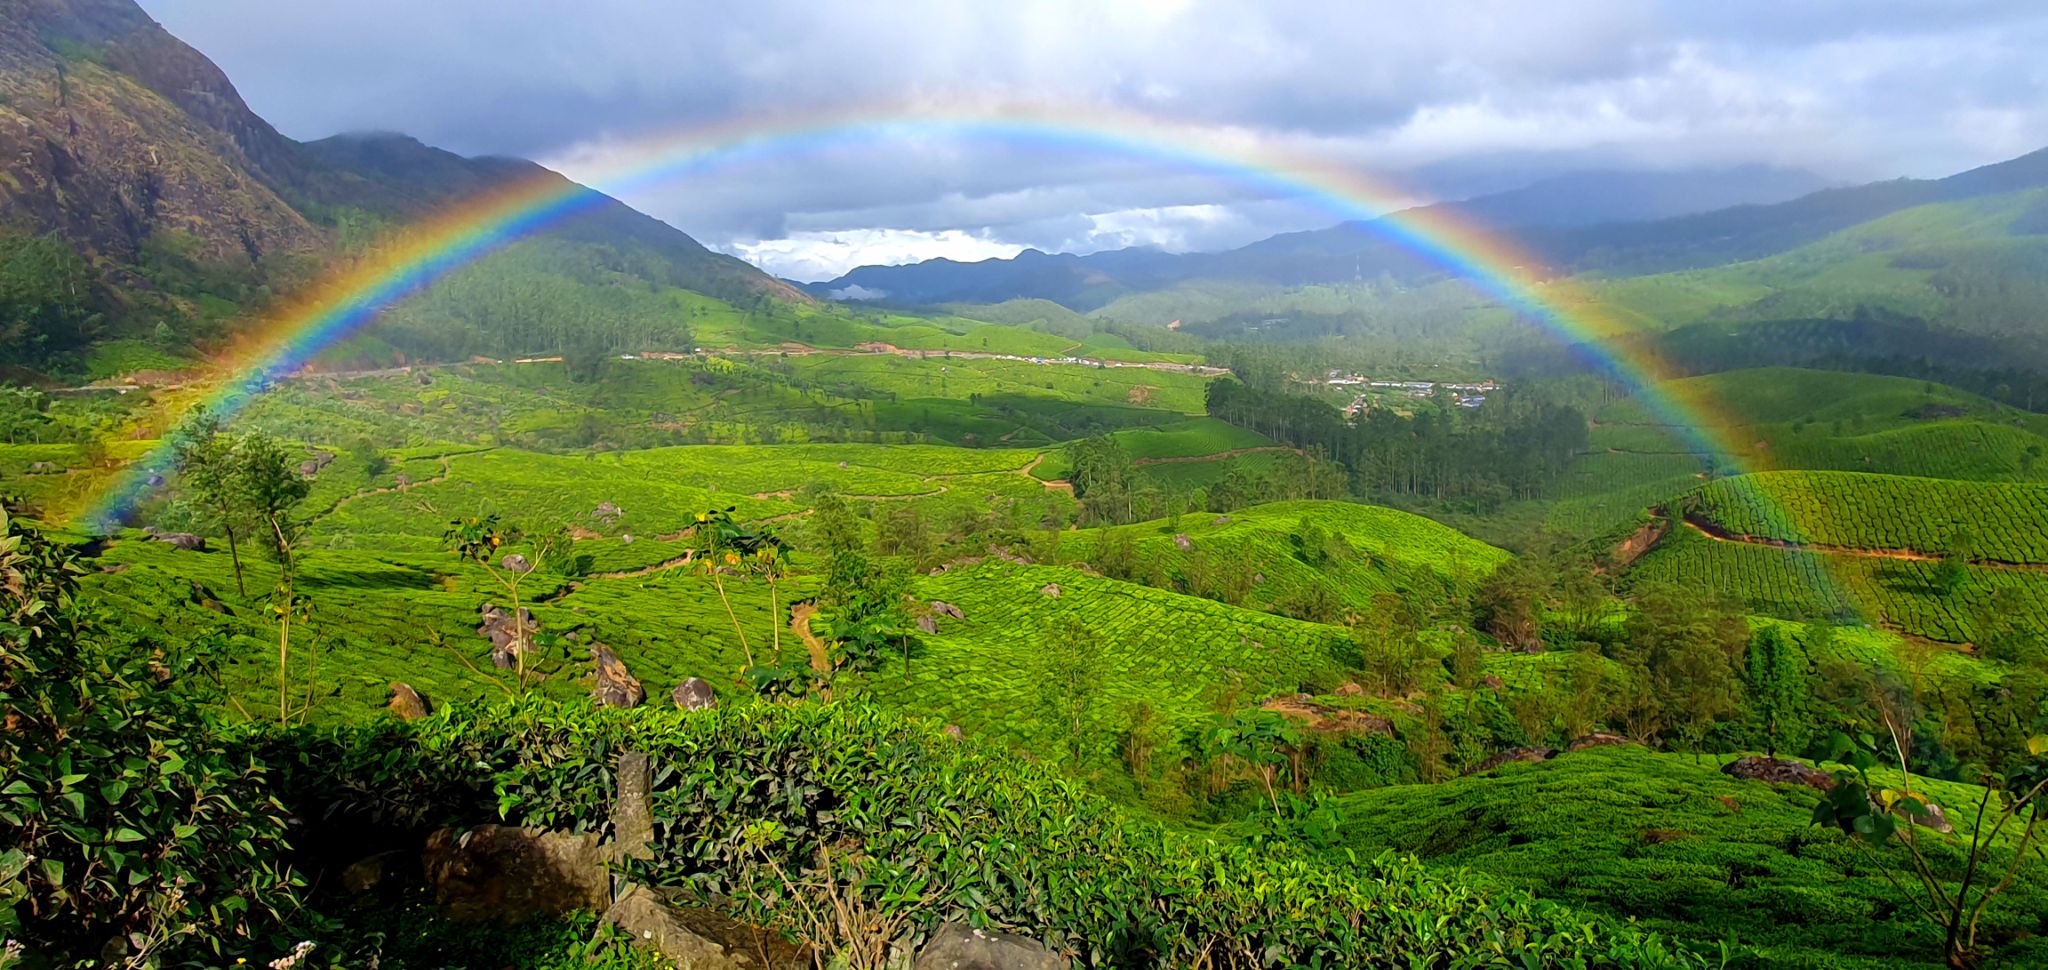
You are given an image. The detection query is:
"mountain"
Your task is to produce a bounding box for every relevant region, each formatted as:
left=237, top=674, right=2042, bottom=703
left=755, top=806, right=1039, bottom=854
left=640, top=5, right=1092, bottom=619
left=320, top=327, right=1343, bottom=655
left=804, top=165, right=1832, bottom=308
left=0, top=0, right=799, bottom=370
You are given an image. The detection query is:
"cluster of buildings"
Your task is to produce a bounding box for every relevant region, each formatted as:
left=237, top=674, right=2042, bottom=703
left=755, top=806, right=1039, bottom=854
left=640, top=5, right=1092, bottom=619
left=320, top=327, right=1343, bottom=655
left=1327, top=371, right=1497, bottom=417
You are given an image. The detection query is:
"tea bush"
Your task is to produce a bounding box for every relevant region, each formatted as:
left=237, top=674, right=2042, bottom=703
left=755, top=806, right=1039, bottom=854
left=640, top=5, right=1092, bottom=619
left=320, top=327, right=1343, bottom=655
left=271, top=699, right=1715, bottom=969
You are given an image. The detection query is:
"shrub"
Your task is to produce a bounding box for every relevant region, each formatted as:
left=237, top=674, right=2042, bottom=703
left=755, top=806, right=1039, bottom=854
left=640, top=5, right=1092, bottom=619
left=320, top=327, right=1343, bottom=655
left=0, top=507, right=299, bottom=961
left=270, top=699, right=1714, bottom=969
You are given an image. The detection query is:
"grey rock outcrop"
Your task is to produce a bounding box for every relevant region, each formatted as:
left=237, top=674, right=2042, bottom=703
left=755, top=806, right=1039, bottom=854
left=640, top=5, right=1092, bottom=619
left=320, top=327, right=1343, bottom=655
left=672, top=677, right=717, bottom=710
left=914, top=923, right=1065, bottom=970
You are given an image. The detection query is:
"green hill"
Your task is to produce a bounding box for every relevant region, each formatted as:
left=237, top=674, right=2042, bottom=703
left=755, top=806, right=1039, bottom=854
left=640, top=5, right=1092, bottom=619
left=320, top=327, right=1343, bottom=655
left=1325, top=744, right=2048, bottom=970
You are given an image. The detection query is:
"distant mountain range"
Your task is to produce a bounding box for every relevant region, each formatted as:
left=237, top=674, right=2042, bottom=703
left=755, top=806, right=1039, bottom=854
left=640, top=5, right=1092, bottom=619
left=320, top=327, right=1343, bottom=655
left=0, top=0, right=799, bottom=310
left=805, top=150, right=2048, bottom=311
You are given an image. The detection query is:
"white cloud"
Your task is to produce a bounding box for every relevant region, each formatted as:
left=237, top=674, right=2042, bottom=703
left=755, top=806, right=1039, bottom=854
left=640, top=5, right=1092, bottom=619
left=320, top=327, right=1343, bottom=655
left=726, top=229, right=1027, bottom=282
left=827, top=284, right=889, bottom=301
left=142, top=0, right=2048, bottom=267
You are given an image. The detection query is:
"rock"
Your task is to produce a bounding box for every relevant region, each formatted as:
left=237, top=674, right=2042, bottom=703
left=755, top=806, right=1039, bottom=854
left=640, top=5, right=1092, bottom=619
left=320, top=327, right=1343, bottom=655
left=1479, top=675, right=1505, bottom=690
left=1721, top=756, right=1837, bottom=791
left=395, top=473, right=411, bottom=487
left=387, top=681, right=430, bottom=721
left=341, top=850, right=410, bottom=894
left=27, top=461, right=58, bottom=474
left=298, top=460, right=323, bottom=476
left=916, top=615, right=939, bottom=634
left=152, top=532, right=208, bottom=551
left=603, top=886, right=749, bottom=969
left=1464, top=747, right=1556, bottom=776
left=1038, top=583, right=1061, bottom=598
left=1564, top=732, right=1637, bottom=753
left=1211, top=515, right=1232, bottom=526
left=1251, top=572, right=1264, bottom=585
left=478, top=604, right=539, bottom=669
left=1172, top=534, right=1192, bottom=551
left=931, top=601, right=965, bottom=620
left=592, top=501, right=623, bottom=522
left=915, top=922, right=1065, bottom=970
left=500, top=553, right=533, bottom=574
left=1260, top=696, right=1394, bottom=736
left=1900, top=800, right=1954, bottom=833
left=672, top=677, right=717, bottom=711
left=422, top=825, right=609, bottom=923
left=944, top=724, right=965, bottom=740
left=612, top=751, right=654, bottom=864
left=622, top=533, right=636, bottom=545
left=1332, top=681, right=1364, bottom=697
left=590, top=645, right=645, bottom=708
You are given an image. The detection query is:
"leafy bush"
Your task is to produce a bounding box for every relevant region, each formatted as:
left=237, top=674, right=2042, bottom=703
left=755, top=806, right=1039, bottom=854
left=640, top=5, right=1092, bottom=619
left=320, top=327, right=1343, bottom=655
left=271, top=699, right=1713, bottom=969
left=0, top=508, right=300, bottom=962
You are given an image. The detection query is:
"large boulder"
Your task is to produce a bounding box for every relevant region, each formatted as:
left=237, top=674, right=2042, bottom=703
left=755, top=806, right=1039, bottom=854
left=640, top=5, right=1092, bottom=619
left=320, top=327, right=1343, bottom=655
left=672, top=677, right=718, bottom=710
left=151, top=532, right=207, bottom=551
left=930, top=601, right=965, bottom=620
left=478, top=604, right=538, bottom=669
left=1464, top=747, right=1557, bottom=776
left=500, top=553, right=533, bottom=574
left=1038, top=583, right=1061, bottom=598
left=1564, top=732, right=1637, bottom=753
left=421, top=825, right=609, bottom=923
left=387, top=681, right=430, bottom=721
left=603, top=885, right=805, bottom=969
left=914, top=923, right=1065, bottom=970
left=916, top=615, right=939, bottom=634
left=1721, top=756, right=1837, bottom=791
left=590, top=645, right=645, bottom=708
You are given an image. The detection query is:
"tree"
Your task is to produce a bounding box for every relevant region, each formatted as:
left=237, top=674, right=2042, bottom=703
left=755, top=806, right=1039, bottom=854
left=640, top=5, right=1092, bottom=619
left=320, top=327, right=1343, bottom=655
left=1038, top=617, right=1104, bottom=764
left=1355, top=592, right=1427, bottom=696
left=169, top=410, right=250, bottom=597
left=1620, top=584, right=1749, bottom=753
left=1743, top=626, right=1815, bottom=759
left=1474, top=558, right=1543, bottom=652
left=0, top=232, right=99, bottom=366
left=1185, top=709, right=1302, bottom=817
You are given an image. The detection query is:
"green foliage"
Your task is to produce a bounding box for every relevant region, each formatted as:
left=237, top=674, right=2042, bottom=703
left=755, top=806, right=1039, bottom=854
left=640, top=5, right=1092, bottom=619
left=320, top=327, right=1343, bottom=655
left=0, top=233, right=101, bottom=367
left=273, top=699, right=1712, bottom=968
left=1330, top=743, right=2048, bottom=969
left=1685, top=471, right=2048, bottom=564
left=0, top=507, right=299, bottom=961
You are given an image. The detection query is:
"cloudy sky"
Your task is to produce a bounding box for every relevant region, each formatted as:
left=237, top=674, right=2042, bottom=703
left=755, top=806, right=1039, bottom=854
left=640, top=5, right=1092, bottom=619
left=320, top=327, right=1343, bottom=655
left=144, top=1, right=2048, bottom=281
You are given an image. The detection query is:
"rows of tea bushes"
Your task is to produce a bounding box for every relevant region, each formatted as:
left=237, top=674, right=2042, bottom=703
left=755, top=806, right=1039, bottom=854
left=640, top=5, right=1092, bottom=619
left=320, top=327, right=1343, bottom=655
left=1628, top=523, right=2048, bottom=642
left=1685, top=471, right=2048, bottom=562
left=270, top=700, right=1716, bottom=969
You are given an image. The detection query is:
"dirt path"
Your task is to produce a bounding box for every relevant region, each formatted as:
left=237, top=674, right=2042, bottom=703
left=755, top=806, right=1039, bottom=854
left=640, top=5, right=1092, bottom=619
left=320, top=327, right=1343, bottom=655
left=1678, top=513, right=2048, bottom=571
left=791, top=603, right=831, bottom=676
left=320, top=455, right=455, bottom=517
left=590, top=551, right=698, bottom=580
left=1018, top=452, right=1073, bottom=494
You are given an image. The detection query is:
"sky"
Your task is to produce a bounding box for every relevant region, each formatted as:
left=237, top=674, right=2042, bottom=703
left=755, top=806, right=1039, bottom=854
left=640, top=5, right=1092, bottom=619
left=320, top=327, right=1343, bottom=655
left=143, top=1, right=2048, bottom=281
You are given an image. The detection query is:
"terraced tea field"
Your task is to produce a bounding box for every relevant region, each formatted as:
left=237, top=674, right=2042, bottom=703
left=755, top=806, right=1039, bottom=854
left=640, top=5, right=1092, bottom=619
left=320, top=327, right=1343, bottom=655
left=865, top=560, right=1359, bottom=765
left=1628, top=522, right=2048, bottom=642
left=1056, top=500, right=1508, bottom=619
left=1685, top=471, right=2048, bottom=562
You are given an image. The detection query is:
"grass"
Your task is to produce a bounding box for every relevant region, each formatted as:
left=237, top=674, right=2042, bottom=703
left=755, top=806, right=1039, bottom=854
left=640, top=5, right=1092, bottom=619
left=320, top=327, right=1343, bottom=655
left=1322, top=744, right=2048, bottom=970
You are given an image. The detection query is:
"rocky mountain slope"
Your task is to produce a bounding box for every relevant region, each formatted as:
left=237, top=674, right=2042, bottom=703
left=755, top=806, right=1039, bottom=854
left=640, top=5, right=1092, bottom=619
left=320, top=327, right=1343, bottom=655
left=0, top=0, right=799, bottom=346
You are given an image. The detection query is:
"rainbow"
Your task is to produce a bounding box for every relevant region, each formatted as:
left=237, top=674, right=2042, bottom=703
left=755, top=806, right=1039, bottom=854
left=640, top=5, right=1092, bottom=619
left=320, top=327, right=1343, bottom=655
left=70, top=101, right=1857, bottom=617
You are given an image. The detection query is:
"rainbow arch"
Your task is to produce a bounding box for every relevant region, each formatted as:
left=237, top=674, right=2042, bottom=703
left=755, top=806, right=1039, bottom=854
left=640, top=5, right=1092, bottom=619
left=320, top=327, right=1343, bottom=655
left=67, top=101, right=1857, bottom=618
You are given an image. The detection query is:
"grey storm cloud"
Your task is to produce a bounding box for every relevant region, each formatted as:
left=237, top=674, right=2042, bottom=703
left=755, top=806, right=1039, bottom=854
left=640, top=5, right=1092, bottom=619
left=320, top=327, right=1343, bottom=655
left=142, top=0, right=2048, bottom=280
